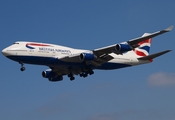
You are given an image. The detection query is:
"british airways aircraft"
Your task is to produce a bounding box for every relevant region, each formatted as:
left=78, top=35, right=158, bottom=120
left=2, top=26, right=173, bottom=81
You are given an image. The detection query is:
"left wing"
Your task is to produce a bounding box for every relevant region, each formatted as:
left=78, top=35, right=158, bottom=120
left=59, top=51, right=114, bottom=66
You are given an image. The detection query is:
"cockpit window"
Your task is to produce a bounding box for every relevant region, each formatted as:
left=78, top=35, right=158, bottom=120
left=13, top=43, right=19, bottom=44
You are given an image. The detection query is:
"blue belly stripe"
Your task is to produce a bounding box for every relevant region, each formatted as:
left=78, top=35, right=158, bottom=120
left=6, top=55, right=131, bottom=70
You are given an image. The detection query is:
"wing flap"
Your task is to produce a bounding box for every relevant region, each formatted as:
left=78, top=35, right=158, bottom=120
left=59, top=54, right=82, bottom=63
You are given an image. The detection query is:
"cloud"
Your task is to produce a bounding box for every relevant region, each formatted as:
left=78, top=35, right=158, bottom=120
left=147, top=72, right=175, bottom=86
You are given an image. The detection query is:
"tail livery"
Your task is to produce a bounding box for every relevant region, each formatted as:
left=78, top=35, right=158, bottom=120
left=135, top=33, right=152, bottom=57
left=136, top=33, right=171, bottom=61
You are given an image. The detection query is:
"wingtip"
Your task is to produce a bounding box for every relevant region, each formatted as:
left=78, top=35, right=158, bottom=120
left=167, top=49, right=172, bottom=52
left=165, top=25, right=174, bottom=31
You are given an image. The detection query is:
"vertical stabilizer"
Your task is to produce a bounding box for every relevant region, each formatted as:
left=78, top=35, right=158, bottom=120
left=134, top=33, right=152, bottom=57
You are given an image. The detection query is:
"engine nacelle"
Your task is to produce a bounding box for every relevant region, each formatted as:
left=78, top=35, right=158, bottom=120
left=48, top=76, right=63, bottom=82
left=42, top=69, right=56, bottom=78
left=115, top=44, right=132, bottom=52
left=79, top=53, right=95, bottom=61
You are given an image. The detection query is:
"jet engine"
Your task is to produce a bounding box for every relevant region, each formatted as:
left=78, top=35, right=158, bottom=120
left=42, top=69, right=63, bottom=81
left=48, top=76, right=63, bottom=82
left=42, top=69, right=56, bottom=78
left=115, top=44, right=132, bottom=52
left=79, top=53, right=96, bottom=61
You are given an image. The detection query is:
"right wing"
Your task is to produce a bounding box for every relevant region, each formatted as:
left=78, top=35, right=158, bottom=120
left=93, top=25, right=174, bottom=56
left=60, top=26, right=173, bottom=66
left=127, top=25, right=174, bottom=48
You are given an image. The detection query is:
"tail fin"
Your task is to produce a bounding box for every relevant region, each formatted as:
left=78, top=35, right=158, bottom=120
left=134, top=33, right=152, bottom=57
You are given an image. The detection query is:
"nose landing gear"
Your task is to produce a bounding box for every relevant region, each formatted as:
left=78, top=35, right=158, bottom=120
left=19, top=62, right=25, bottom=71
left=20, top=67, right=25, bottom=71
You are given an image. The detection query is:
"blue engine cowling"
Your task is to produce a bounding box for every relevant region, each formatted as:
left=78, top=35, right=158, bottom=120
left=42, top=69, right=63, bottom=82
left=42, top=69, right=56, bottom=78
left=79, top=53, right=95, bottom=61
left=115, top=44, right=132, bottom=52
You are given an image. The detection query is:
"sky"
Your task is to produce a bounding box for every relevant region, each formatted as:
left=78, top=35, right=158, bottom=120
left=0, top=0, right=175, bottom=120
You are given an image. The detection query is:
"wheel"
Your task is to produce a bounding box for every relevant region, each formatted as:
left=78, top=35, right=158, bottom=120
left=83, top=73, right=88, bottom=78
left=70, top=77, right=75, bottom=81
left=20, top=67, right=25, bottom=71
left=80, top=73, right=83, bottom=77
left=68, top=73, right=73, bottom=78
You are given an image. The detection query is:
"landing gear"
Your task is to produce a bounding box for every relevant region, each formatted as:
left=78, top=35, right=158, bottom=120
left=20, top=67, right=25, bottom=71
left=68, top=73, right=75, bottom=81
left=79, top=69, right=94, bottom=78
left=88, top=70, right=94, bottom=75
left=80, top=73, right=88, bottom=78
left=70, top=76, right=75, bottom=81
left=19, top=62, right=25, bottom=71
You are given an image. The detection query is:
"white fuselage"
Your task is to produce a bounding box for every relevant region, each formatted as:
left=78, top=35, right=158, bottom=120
left=2, top=41, right=150, bottom=70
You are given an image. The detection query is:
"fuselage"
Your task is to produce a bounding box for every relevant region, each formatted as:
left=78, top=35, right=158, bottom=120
left=2, top=41, right=150, bottom=70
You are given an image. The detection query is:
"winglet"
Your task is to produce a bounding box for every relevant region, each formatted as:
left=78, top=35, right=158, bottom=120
left=165, top=25, right=174, bottom=32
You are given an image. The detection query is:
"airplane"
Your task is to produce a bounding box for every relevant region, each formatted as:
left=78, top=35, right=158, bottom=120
left=2, top=26, right=173, bottom=81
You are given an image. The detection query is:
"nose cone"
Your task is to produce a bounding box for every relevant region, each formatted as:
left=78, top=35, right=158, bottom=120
left=2, top=48, right=8, bottom=56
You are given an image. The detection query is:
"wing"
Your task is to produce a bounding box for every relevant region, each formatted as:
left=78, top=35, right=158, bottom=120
left=93, top=25, right=173, bottom=56
left=59, top=26, right=173, bottom=66
left=59, top=51, right=114, bottom=66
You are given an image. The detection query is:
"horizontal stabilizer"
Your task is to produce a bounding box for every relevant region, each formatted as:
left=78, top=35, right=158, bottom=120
left=138, top=50, right=171, bottom=60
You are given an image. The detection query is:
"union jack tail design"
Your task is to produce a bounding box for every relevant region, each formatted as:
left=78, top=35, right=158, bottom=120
left=134, top=33, right=152, bottom=57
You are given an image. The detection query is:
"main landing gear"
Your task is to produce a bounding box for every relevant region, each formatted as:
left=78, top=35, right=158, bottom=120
left=79, top=69, right=94, bottom=78
left=68, top=73, right=75, bottom=81
left=19, top=62, right=25, bottom=71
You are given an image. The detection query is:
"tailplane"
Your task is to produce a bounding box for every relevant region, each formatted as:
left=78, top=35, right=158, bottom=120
left=138, top=50, right=171, bottom=61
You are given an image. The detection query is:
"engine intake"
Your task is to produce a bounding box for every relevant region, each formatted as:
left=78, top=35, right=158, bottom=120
left=79, top=53, right=95, bottom=61
left=42, top=69, right=56, bottom=78
left=115, top=44, right=132, bottom=52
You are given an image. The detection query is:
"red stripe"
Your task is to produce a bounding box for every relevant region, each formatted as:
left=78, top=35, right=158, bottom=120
left=135, top=50, right=147, bottom=56
left=135, top=50, right=153, bottom=62
left=138, top=38, right=152, bottom=45
left=26, top=43, right=50, bottom=46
